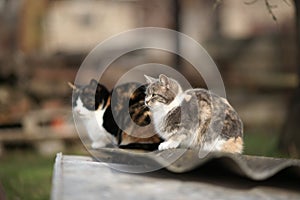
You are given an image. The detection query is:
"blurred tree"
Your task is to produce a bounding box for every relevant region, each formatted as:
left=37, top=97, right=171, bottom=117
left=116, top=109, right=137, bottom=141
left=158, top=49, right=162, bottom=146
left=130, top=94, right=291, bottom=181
left=214, top=0, right=300, bottom=157
left=19, top=0, right=48, bottom=54
left=280, top=0, right=300, bottom=157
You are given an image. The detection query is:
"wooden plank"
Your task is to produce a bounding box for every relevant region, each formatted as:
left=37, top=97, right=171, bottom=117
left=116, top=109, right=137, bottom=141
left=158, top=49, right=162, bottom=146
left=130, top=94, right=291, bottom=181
left=0, top=131, right=78, bottom=142
left=0, top=130, right=79, bottom=155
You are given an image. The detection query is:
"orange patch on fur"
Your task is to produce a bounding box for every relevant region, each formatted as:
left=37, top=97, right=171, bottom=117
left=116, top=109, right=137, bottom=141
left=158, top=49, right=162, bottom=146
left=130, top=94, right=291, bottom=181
left=120, top=132, right=161, bottom=145
left=120, top=121, right=161, bottom=145
left=221, top=137, right=243, bottom=154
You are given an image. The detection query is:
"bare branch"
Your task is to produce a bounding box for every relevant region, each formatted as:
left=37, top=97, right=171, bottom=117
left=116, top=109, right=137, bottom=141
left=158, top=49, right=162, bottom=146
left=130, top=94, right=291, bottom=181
left=282, top=0, right=292, bottom=6
left=244, top=0, right=259, bottom=5
left=221, top=0, right=291, bottom=22
left=265, top=0, right=277, bottom=21
left=213, top=0, right=223, bottom=10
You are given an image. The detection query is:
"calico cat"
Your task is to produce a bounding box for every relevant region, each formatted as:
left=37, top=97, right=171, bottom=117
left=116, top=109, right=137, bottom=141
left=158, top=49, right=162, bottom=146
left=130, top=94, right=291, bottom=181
left=70, top=79, right=161, bottom=150
left=144, top=74, right=243, bottom=153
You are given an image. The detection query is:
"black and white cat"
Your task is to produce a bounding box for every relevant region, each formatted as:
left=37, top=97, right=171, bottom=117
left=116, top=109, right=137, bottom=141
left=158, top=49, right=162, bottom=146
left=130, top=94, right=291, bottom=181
left=70, top=79, right=162, bottom=150
left=144, top=74, right=243, bottom=153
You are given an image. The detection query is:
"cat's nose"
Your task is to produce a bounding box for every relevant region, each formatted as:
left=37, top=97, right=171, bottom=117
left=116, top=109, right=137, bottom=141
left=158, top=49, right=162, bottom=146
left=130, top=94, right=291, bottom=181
left=145, top=99, right=150, bottom=106
left=73, top=109, right=81, bottom=115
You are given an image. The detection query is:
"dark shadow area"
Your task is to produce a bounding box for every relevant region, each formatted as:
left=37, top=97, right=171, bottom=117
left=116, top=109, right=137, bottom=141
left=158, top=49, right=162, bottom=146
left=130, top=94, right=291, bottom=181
left=136, top=158, right=300, bottom=192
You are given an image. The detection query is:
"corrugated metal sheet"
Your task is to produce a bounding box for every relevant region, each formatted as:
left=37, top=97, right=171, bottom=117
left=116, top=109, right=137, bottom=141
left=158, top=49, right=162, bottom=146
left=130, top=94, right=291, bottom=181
left=91, top=148, right=300, bottom=180
left=51, top=152, right=300, bottom=200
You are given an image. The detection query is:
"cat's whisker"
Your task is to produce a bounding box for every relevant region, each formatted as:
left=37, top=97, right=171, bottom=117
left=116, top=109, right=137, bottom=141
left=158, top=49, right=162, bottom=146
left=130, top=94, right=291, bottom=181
left=138, top=105, right=148, bottom=109
left=68, top=82, right=77, bottom=90
left=128, top=103, right=148, bottom=110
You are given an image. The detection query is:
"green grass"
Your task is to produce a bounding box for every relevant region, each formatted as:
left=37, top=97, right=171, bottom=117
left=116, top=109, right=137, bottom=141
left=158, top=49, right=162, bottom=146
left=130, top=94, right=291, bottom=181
left=0, top=144, right=88, bottom=200
left=243, top=130, right=286, bottom=157
left=0, top=151, right=54, bottom=200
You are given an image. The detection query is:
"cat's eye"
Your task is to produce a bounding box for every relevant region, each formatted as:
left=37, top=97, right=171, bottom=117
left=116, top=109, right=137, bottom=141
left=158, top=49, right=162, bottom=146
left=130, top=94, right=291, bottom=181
left=154, top=94, right=164, bottom=98
left=153, top=94, right=166, bottom=103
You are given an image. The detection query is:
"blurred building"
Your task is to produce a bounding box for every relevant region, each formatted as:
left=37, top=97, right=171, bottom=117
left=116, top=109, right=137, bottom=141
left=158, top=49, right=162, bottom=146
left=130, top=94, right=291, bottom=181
left=0, top=0, right=297, bottom=140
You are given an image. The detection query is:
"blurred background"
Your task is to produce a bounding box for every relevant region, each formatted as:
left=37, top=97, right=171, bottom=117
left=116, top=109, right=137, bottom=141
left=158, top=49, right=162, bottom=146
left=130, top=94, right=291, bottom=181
left=0, top=0, right=299, bottom=199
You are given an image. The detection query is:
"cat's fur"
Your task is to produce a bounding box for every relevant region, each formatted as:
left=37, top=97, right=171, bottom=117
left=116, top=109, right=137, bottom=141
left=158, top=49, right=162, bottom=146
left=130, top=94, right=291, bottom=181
left=70, top=79, right=162, bottom=150
left=144, top=74, right=243, bottom=153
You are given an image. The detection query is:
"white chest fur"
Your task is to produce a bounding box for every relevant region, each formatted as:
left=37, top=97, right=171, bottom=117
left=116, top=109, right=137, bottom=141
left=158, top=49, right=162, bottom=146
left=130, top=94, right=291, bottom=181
left=151, top=94, right=183, bottom=137
left=73, top=98, right=116, bottom=148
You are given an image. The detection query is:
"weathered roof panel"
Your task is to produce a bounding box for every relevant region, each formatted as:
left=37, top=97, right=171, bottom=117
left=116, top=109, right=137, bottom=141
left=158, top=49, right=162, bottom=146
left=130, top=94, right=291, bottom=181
left=90, top=148, right=300, bottom=180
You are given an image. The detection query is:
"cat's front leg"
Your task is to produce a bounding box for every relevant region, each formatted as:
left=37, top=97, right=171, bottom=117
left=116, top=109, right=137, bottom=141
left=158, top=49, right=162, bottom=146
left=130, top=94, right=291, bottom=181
left=158, top=131, right=187, bottom=150
left=91, top=141, right=107, bottom=149
left=158, top=140, right=181, bottom=150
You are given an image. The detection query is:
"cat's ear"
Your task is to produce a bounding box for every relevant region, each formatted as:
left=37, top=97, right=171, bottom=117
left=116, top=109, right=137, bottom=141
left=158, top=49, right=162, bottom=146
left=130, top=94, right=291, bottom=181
left=159, top=74, right=169, bottom=86
left=90, top=79, right=99, bottom=88
left=68, top=82, right=77, bottom=90
left=144, top=75, right=156, bottom=84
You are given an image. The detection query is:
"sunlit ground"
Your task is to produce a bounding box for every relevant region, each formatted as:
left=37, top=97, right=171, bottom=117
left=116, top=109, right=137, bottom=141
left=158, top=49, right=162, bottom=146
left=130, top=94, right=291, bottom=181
left=0, top=132, right=286, bottom=200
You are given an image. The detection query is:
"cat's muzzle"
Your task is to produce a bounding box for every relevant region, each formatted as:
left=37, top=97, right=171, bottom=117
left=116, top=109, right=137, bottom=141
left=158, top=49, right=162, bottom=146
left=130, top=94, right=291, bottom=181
left=145, top=100, right=150, bottom=107
left=145, top=97, right=151, bottom=107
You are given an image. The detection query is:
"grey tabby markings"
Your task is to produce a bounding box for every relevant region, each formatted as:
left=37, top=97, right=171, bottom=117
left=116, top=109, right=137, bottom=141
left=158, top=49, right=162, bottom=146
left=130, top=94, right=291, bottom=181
left=145, top=74, right=243, bottom=153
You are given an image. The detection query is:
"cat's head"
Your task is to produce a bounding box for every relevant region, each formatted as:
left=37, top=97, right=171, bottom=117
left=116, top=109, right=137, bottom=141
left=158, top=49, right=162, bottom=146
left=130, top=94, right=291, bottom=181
left=144, top=74, right=182, bottom=108
left=69, top=79, right=110, bottom=117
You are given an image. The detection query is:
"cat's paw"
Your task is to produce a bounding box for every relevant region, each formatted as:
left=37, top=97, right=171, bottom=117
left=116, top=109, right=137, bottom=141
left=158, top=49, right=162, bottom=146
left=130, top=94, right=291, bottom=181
left=91, top=141, right=107, bottom=149
left=158, top=140, right=180, bottom=151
